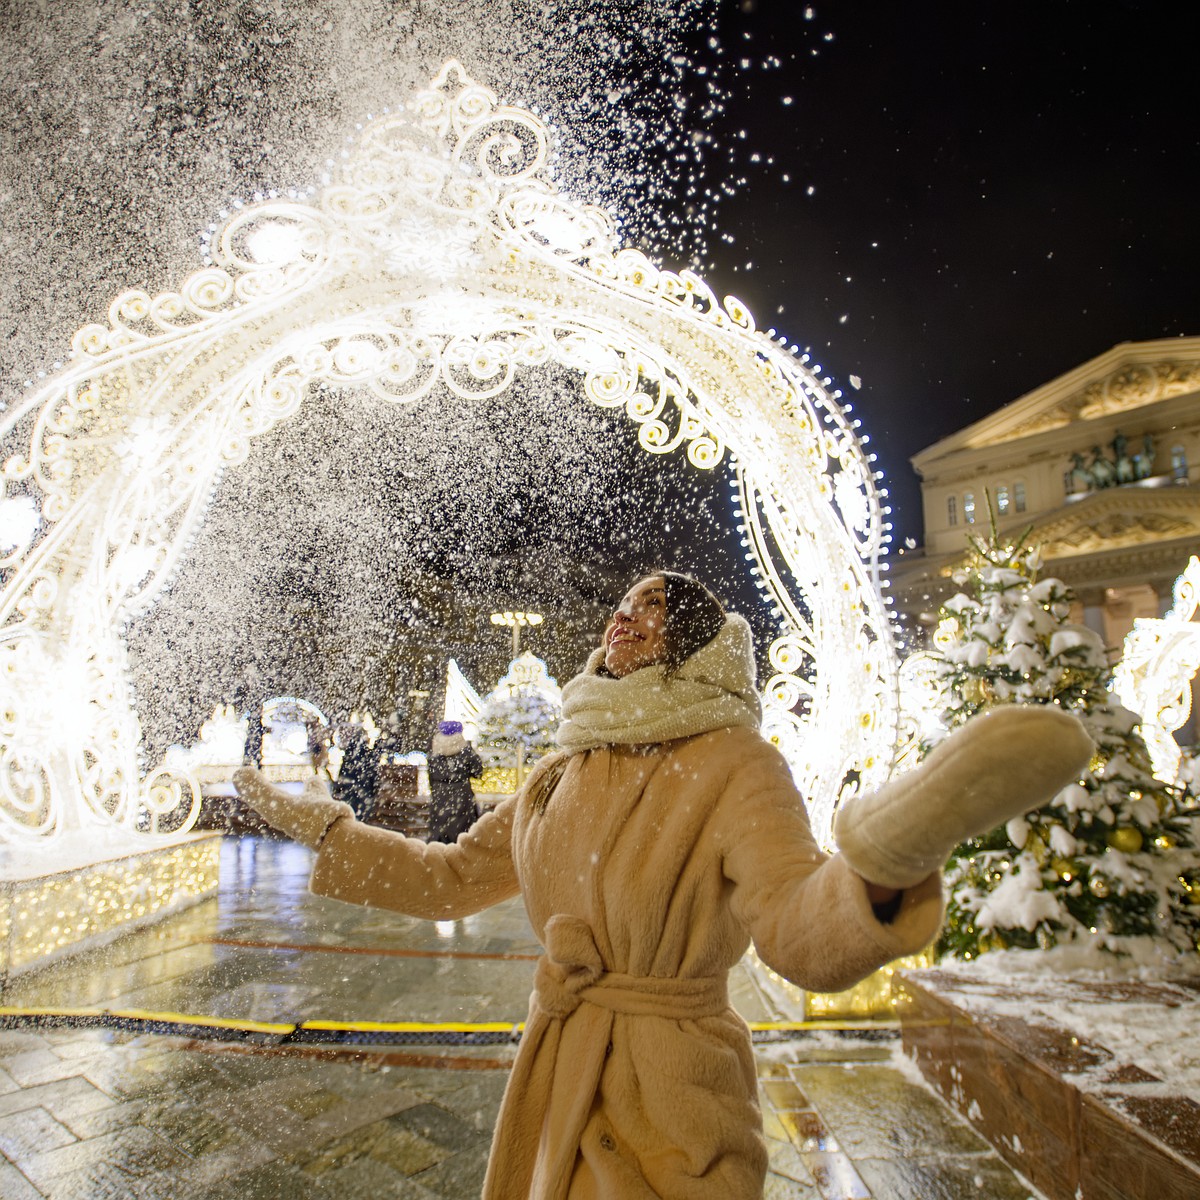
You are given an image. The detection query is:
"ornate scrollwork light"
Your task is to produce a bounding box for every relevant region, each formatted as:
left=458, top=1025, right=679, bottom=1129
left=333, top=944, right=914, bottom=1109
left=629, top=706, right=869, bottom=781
left=0, top=61, right=897, bottom=849
left=1112, top=556, right=1200, bottom=781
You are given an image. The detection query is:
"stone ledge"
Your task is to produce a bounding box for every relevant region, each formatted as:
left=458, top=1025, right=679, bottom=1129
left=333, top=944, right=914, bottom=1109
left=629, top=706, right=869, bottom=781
left=896, top=968, right=1200, bottom=1200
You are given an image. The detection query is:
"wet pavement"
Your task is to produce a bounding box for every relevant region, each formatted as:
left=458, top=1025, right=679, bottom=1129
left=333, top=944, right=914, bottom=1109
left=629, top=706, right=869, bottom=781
left=0, top=838, right=1043, bottom=1198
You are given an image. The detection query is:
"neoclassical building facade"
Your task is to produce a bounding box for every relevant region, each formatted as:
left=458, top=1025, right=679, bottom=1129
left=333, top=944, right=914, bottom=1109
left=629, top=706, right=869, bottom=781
left=890, top=336, right=1200, bottom=656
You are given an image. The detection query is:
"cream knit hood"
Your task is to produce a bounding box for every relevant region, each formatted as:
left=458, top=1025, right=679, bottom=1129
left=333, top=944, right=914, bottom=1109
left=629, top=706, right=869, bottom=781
left=431, top=731, right=468, bottom=756
left=556, top=613, right=762, bottom=753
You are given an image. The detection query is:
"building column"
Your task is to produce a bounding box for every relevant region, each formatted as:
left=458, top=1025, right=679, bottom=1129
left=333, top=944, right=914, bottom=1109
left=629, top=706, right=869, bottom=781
left=1075, top=587, right=1108, bottom=643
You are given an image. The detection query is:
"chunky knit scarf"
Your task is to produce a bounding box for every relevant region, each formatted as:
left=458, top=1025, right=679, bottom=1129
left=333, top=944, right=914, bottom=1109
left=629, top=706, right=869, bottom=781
left=556, top=613, right=762, bottom=754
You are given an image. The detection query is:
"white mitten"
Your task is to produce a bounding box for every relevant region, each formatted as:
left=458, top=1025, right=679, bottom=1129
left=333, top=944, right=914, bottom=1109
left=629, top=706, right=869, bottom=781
left=834, top=706, right=1094, bottom=890
left=233, top=767, right=354, bottom=849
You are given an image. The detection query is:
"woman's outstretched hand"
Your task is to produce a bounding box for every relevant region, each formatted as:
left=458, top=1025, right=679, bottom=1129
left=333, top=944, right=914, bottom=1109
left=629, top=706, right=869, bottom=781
left=232, top=767, right=354, bottom=849
left=834, top=706, right=1095, bottom=891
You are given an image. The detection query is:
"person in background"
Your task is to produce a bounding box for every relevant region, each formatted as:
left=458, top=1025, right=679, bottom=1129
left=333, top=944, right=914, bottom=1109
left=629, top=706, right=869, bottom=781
left=304, top=717, right=330, bottom=778
left=427, top=719, right=484, bottom=843
left=239, top=691, right=265, bottom=769
left=333, top=722, right=379, bottom=821
left=374, top=711, right=406, bottom=764
left=233, top=571, right=1093, bottom=1199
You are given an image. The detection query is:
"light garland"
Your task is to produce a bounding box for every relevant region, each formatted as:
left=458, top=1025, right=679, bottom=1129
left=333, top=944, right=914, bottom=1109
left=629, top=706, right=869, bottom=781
left=1112, top=555, right=1200, bottom=780
left=0, top=835, right=220, bottom=977
left=0, top=61, right=896, bottom=848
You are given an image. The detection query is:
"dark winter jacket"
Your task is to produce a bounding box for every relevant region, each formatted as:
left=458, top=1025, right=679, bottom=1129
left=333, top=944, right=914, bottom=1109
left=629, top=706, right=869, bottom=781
left=427, top=732, right=484, bottom=843
left=335, top=728, right=379, bottom=820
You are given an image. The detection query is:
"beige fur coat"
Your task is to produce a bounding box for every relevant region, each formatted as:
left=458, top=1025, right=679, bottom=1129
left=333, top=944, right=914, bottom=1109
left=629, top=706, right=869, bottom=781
left=308, top=728, right=943, bottom=1198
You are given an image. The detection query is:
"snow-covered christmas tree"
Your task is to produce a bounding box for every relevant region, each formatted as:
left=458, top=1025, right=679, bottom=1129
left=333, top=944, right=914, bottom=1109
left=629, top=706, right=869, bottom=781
left=477, top=651, right=562, bottom=782
left=924, top=509, right=1200, bottom=965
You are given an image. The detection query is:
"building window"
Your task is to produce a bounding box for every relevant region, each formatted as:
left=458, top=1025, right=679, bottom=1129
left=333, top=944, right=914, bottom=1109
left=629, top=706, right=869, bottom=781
left=1172, top=445, right=1189, bottom=483
left=995, top=485, right=1010, bottom=515
left=963, top=492, right=976, bottom=524
left=947, top=495, right=958, bottom=527
left=1014, top=481, right=1026, bottom=512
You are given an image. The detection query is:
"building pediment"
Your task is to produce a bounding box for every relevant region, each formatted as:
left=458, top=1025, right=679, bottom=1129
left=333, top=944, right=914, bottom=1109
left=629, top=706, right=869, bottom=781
left=1024, top=487, right=1200, bottom=560
left=913, top=337, right=1200, bottom=468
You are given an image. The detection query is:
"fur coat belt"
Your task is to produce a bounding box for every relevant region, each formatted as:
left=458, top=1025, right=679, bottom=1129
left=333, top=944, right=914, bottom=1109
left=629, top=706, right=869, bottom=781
left=486, top=914, right=730, bottom=1200
left=532, top=914, right=729, bottom=1020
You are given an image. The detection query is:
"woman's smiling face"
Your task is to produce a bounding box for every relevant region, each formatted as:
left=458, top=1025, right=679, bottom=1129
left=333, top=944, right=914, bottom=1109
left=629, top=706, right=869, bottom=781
left=604, top=576, right=668, bottom=678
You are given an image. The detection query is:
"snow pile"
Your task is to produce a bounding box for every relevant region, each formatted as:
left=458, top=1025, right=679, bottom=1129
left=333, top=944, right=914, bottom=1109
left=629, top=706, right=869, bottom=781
left=928, top=958, right=1200, bottom=1096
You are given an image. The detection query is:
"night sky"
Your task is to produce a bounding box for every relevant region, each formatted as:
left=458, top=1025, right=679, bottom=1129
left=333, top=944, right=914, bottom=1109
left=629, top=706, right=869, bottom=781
left=691, top=1, right=1200, bottom=546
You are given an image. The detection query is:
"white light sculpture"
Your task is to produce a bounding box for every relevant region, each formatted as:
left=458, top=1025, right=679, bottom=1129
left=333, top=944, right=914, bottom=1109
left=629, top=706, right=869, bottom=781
left=491, top=651, right=563, bottom=707
left=0, top=61, right=897, bottom=849
left=444, top=658, right=483, bottom=744
left=1112, top=556, right=1200, bottom=781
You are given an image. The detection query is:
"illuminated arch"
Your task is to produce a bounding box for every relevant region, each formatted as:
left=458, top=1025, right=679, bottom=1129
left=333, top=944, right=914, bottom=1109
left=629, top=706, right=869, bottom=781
left=0, top=61, right=897, bottom=848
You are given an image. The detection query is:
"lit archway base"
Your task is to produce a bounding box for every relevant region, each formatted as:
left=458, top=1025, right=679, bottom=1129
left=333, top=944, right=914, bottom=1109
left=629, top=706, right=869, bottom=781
left=0, top=62, right=897, bottom=849
left=1113, top=556, right=1200, bottom=781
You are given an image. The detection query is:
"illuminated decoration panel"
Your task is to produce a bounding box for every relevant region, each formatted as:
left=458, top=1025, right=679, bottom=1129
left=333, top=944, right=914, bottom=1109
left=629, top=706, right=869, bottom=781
left=0, top=833, right=220, bottom=979
left=745, top=945, right=934, bottom=1020
left=0, top=61, right=897, bottom=849
left=1112, top=555, right=1200, bottom=781
left=892, top=650, right=948, bottom=773
left=163, top=694, right=331, bottom=781
left=443, top=658, right=483, bottom=743
left=488, top=650, right=562, bottom=706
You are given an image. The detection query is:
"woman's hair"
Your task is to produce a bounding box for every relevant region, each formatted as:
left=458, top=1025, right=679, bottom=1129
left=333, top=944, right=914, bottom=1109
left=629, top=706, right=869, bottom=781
left=649, top=571, right=726, bottom=673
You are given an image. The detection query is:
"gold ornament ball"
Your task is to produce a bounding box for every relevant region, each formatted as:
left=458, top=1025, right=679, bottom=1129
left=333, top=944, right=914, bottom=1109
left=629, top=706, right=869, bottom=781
left=1088, top=875, right=1110, bottom=898
left=1051, top=857, right=1079, bottom=881
left=961, top=677, right=987, bottom=705
left=1106, top=827, right=1144, bottom=854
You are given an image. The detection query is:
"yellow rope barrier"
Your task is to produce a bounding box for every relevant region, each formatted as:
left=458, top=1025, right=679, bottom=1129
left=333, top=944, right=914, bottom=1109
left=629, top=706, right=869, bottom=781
left=0, top=1006, right=899, bottom=1039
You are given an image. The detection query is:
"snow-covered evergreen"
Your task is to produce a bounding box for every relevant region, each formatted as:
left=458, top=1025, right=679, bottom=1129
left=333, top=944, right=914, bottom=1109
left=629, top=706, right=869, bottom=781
left=477, top=661, right=562, bottom=777
left=922, top=517, right=1200, bottom=964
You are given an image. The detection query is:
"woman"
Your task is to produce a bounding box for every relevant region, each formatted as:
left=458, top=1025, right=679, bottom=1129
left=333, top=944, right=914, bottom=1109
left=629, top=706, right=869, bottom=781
left=427, top=718, right=484, bottom=842
left=234, top=572, right=1091, bottom=1199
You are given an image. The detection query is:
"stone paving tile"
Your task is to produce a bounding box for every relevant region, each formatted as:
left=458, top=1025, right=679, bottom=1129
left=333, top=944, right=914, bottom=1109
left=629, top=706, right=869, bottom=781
left=0, top=1046, right=82, bottom=1088
left=789, top=1062, right=993, bottom=1159
left=405, top=1069, right=512, bottom=1134
left=126, top=1134, right=279, bottom=1199
left=856, top=1154, right=1043, bottom=1199
left=407, top=1136, right=491, bottom=1198
left=764, top=1170, right=822, bottom=1199
left=61, top=1095, right=152, bottom=1139
left=802, top=1148, right=872, bottom=1198
left=36, top=1158, right=145, bottom=1200
left=0, top=1074, right=116, bottom=1124
left=78, top=1045, right=223, bottom=1103
left=0, top=1031, right=49, bottom=1054
left=312, top=1153, right=442, bottom=1197
left=295, top=1111, right=454, bottom=1178
left=0, top=1157, right=42, bottom=1200
left=0, top=1103, right=79, bottom=1160
left=20, top=1123, right=188, bottom=1193
left=178, top=1157, right=337, bottom=1200
left=765, top=1134, right=816, bottom=1184
left=43, top=1031, right=126, bottom=1060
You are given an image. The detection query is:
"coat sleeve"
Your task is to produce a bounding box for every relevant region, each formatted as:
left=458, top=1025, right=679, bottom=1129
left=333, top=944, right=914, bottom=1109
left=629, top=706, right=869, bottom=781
left=308, top=796, right=520, bottom=919
left=710, top=737, right=944, bottom=994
